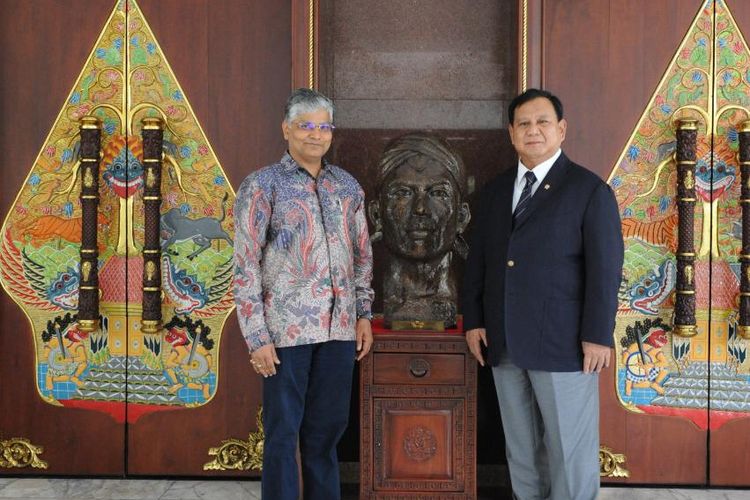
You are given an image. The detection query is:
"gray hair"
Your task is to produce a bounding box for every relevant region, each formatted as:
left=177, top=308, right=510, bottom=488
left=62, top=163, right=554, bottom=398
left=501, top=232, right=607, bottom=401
left=284, top=88, right=334, bottom=123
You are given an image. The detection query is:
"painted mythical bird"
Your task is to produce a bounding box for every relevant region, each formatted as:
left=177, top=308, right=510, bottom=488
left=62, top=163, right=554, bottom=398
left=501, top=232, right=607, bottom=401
left=161, top=255, right=233, bottom=317
left=627, top=260, right=676, bottom=315
left=0, top=229, right=80, bottom=311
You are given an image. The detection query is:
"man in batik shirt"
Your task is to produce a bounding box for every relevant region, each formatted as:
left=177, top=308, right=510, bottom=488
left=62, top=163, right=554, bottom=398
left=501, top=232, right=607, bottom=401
left=233, top=88, right=374, bottom=500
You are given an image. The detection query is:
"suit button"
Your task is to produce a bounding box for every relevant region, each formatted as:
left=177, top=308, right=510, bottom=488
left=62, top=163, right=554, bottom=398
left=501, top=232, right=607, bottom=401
left=507, top=260, right=515, bottom=267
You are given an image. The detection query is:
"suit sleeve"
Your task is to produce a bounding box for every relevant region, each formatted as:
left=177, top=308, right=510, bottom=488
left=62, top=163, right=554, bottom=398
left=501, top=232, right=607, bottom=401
left=580, top=182, right=623, bottom=347
left=462, top=187, right=491, bottom=331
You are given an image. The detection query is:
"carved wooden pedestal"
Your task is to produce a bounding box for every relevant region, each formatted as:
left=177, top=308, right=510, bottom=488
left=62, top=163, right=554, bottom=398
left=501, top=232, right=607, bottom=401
left=360, top=321, right=477, bottom=499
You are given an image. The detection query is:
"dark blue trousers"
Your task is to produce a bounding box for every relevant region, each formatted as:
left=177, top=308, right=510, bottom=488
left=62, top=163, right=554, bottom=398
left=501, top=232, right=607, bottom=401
left=261, top=340, right=356, bottom=500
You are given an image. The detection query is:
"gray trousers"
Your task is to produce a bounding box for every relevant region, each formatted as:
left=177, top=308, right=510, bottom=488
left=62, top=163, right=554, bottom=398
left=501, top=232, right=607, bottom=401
left=492, top=352, right=600, bottom=500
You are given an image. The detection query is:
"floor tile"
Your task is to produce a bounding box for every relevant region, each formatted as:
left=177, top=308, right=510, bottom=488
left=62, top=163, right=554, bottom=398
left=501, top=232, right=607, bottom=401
left=161, top=480, right=258, bottom=500
left=599, top=487, right=750, bottom=499
left=0, top=479, right=748, bottom=499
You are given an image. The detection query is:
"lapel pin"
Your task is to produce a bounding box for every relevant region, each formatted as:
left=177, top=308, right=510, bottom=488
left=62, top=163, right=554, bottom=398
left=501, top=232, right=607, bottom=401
left=544, top=184, right=551, bottom=190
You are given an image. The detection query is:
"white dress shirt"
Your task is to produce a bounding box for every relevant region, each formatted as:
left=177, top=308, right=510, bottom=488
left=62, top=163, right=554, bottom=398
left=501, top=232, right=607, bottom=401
left=511, top=149, right=562, bottom=212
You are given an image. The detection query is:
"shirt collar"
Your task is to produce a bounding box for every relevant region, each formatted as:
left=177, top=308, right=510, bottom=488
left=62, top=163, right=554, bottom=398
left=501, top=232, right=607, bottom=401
left=281, top=151, right=336, bottom=179
left=516, top=148, right=561, bottom=187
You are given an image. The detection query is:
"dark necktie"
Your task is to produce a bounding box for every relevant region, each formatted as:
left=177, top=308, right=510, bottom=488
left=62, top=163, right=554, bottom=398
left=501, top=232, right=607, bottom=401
left=513, top=171, right=537, bottom=222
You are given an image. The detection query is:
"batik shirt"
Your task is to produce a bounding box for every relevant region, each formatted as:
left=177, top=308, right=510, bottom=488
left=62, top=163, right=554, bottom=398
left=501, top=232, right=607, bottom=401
left=233, top=152, right=374, bottom=352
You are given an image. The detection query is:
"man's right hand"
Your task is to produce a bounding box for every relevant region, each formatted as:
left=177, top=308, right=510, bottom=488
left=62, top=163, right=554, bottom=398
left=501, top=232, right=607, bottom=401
left=466, top=328, right=488, bottom=366
left=250, top=344, right=281, bottom=378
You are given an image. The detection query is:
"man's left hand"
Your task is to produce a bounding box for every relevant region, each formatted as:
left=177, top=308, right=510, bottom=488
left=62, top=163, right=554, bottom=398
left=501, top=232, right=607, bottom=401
left=356, top=318, right=373, bottom=361
left=582, top=341, right=611, bottom=374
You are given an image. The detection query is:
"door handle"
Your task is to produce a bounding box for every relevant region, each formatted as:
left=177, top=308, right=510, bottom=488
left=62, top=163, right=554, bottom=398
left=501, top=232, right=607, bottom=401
left=738, top=120, right=750, bottom=339
left=673, top=119, right=698, bottom=338
left=77, top=116, right=103, bottom=333
left=140, top=117, right=165, bottom=334
left=408, top=358, right=430, bottom=378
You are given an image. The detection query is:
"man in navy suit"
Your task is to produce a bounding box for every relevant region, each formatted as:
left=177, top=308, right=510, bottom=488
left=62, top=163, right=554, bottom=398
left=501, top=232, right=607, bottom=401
left=462, top=89, right=623, bottom=500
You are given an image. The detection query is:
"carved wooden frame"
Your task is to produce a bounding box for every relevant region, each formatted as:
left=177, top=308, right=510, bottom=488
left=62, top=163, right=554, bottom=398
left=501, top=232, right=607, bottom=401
left=373, top=398, right=464, bottom=492
left=519, top=0, right=543, bottom=92
left=291, top=0, right=318, bottom=89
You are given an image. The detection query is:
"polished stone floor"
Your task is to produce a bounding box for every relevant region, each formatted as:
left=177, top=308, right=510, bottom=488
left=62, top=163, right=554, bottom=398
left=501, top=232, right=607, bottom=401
left=0, top=478, right=748, bottom=500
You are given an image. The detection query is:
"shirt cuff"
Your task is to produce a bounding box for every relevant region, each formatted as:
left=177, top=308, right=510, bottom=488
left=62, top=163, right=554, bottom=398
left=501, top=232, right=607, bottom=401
left=356, top=299, right=373, bottom=321
left=243, top=327, right=273, bottom=353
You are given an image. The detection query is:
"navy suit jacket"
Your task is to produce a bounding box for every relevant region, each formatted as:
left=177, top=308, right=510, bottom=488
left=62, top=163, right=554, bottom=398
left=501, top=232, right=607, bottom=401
left=462, top=153, right=624, bottom=371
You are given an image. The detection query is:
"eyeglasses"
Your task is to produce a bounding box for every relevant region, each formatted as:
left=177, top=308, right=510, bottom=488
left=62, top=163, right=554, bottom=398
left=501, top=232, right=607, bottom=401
left=294, top=121, right=336, bottom=133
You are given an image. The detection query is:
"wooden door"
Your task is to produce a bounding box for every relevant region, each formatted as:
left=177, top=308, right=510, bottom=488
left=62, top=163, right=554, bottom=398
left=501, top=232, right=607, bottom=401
left=126, top=0, right=288, bottom=476
left=0, top=0, right=125, bottom=475
left=526, top=0, right=750, bottom=486
left=0, top=0, right=290, bottom=476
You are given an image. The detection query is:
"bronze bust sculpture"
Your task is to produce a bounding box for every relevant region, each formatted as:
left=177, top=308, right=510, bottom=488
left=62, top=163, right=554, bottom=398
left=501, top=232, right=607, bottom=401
left=369, top=134, right=470, bottom=329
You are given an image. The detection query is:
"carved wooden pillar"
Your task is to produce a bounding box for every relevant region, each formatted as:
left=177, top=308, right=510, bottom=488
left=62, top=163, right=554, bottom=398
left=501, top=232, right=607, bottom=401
left=140, top=117, right=164, bottom=334
left=673, top=119, right=698, bottom=337
left=77, top=116, right=102, bottom=333
left=739, top=120, right=750, bottom=339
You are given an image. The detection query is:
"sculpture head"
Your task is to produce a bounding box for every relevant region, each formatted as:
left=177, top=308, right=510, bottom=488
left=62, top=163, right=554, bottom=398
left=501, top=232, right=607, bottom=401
left=369, top=134, right=470, bottom=262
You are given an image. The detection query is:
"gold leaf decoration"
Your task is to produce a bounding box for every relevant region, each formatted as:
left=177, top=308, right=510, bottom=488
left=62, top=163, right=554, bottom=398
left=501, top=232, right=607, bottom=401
left=0, top=437, right=48, bottom=469
left=599, top=445, right=629, bottom=478
left=204, top=406, right=263, bottom=471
